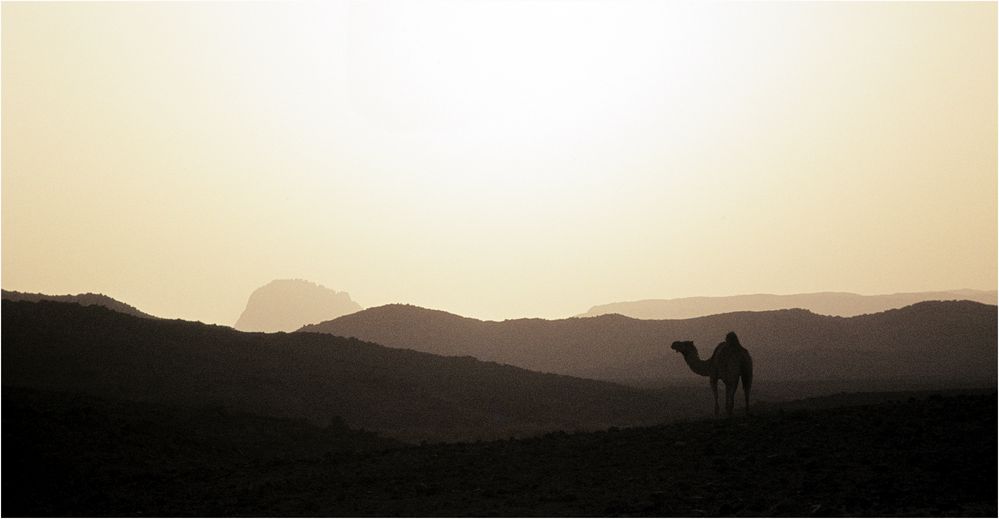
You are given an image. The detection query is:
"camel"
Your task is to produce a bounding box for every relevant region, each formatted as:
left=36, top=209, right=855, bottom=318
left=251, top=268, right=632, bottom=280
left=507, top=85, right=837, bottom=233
left=670, top=332, right=753, bottom=417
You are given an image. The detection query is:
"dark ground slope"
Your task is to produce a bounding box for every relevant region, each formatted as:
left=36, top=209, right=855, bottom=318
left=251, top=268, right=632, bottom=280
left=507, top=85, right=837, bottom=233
left=1, top=387, right=402, bottom=517
left=3, top=389, right=994, bottom=517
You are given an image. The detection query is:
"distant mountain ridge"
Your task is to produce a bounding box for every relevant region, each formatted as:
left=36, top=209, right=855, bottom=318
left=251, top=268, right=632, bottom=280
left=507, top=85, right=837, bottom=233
left=1, top=289, right=156, bottom=319
left=578, top=289, right=998, bottom=319
left=3, top=300, right=671, bottom=442
left=302, top=301, right=998, bottom=385
left=234, top=279, right=362, bottom=332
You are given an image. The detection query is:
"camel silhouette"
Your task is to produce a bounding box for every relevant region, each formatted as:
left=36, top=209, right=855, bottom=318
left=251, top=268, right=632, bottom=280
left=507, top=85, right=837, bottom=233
left=671, top=332, right=753, bottom=417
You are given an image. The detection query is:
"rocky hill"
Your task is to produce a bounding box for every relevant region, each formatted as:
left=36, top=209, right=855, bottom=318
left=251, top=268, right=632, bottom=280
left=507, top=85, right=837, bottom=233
left=234, top=279, right=362, bottom=332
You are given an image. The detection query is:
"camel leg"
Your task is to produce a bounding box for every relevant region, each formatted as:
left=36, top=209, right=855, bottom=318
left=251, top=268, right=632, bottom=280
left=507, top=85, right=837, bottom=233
left=711, top=378, right=719, bottom=416
left=741, top=355, right=753, bottom=416
left=725, top=380, right=738, bottom=417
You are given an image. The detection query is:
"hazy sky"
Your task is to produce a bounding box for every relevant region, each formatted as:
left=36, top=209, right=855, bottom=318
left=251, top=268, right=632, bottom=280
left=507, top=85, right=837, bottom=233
left=3, top=1, right=996, bottom=324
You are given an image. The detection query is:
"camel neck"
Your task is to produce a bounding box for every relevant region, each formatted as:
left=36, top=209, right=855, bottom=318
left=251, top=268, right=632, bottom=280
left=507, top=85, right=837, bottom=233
left=682, top=350, right=714, bottom=377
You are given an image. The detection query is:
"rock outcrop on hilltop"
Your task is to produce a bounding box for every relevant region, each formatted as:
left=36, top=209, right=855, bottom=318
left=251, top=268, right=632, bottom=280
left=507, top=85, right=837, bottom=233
left=234, top=279, right=362, bottom=332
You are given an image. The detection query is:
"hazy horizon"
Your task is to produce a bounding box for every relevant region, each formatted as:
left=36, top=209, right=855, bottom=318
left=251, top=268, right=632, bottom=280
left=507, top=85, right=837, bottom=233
left=3, top=1, right=996, bottom=324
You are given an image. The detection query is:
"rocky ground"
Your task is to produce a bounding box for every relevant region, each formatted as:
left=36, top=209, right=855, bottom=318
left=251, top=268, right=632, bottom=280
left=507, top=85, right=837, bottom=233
left=3, top=388, right=995, bottom=517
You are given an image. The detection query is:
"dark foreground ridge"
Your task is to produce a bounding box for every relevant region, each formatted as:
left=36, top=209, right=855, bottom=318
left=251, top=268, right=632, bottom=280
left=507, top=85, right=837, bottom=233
left=3, top=387, right=994, bottom=517
left=2, top=299, right=671, bottom=442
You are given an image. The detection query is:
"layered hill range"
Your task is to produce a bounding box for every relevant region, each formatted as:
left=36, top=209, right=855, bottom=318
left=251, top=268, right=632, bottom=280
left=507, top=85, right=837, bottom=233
left=301, top=300, right=998, bottom=386
left=4, top=300, right=670, bottom=442
left=5, top=291, right=996, bottom=442
left=234, top=279, right=362, bottom=332
left=1, top=289, right=156, bottom=319
left=579, top=289, right=997, bottom=319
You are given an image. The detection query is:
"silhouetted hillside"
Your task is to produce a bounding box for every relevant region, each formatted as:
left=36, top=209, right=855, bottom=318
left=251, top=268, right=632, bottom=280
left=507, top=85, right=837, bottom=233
left=4, top=387, right=993, bottom=516
left=302, top=301, right=998, bottom=386
left=234, top=279, right=363, bottom=332
left=2, top=300, right=671, bottom=442
left=579, top=289, right=997, bottom=319
left=2, top=289, right=156, bottom=319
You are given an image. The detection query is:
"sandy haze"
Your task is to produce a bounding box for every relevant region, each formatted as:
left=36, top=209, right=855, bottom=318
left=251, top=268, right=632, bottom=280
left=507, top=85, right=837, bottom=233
left=2, top=1, right=995, bottom=324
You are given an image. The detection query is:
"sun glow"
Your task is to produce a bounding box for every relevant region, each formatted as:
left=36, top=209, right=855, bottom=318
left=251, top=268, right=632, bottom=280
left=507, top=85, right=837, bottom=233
left=210, top=1, right=791, bottom=206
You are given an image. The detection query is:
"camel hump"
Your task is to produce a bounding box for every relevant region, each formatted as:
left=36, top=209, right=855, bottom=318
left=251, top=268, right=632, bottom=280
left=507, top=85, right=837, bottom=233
left=725, top=331, right=747, bottom=351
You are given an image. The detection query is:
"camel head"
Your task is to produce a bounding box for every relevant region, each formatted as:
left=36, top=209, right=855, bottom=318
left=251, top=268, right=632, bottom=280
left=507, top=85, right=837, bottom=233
left=670, top=340, right=696, bottom=356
